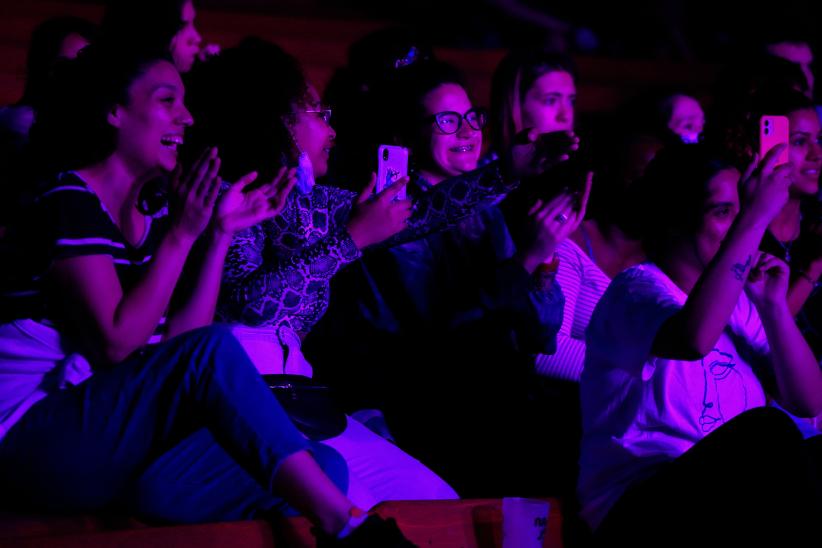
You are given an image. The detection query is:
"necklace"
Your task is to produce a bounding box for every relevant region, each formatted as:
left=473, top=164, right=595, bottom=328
left=774, top=238, right=793, bottom=263
left=771, top=211, right=802, bottom=264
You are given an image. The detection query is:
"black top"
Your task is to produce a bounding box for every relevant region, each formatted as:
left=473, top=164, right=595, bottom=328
left=0, top=172, right=168, bottom=344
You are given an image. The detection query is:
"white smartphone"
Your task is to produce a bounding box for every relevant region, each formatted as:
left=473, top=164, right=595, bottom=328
left=376, top=145, right=409, bottom=200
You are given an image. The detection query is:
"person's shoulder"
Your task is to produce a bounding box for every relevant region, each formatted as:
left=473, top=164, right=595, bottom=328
left=36, top=172, right=105, bottom=212
left=613, top=263, right=666, bottom=285
left=37, top=172, right=91, bottom=195
left=0, top=104, right=34, bottom=135
left=35, top=172, right=119, bottom=243
left=606, top=263, right=681, bottom=303
left=33, top=173, right=103, bottom=218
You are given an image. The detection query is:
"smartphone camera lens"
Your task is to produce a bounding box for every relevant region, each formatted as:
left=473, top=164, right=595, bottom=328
left=383, top=149, right=389, bottom=161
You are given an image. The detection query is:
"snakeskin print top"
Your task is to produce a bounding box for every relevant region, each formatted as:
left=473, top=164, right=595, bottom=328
left=218, top=162, right=514, bottom=335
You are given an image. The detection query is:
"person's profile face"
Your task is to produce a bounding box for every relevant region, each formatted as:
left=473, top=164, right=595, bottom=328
left=289, top=85, right=336, bottom=178
left=667, top=95, right=704, bottom=144
left=170, top=0, right=202, bottom=73
left=768, top=41, right=815, bottom=97
left=58, top=32, right=90, bottom=60
left=111, top=60, right=193, bottom=173
left=787, top=107, right=822, bottom=196
left=692, top=168, right=741, bottom=266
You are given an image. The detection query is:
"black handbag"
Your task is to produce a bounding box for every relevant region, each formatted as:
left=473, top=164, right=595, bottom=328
left=263, top=374, right=347, bottom=441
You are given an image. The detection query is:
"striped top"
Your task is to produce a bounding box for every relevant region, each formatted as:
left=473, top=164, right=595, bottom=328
left=0, top=172, right=168, bottom=345
left=535, top=239, right=611, bottom=381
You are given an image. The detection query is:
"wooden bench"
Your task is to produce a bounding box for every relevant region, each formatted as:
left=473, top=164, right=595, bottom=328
left=0, top=498, right=565, bottom=547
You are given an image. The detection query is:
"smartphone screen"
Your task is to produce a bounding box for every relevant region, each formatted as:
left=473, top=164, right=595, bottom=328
left=376, top=145, right=409, bottom=200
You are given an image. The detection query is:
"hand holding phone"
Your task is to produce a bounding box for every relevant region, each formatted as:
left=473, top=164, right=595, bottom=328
left=759, top=115, right=789, bottom=167
left=376, top=145, right=409, bottom=200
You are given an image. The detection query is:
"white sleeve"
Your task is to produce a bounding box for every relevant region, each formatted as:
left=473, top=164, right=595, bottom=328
left=584, top=266, right=683, bottom=378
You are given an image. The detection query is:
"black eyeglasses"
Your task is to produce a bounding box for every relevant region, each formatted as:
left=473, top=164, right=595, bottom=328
left=427, top=107, right=488, bottom=134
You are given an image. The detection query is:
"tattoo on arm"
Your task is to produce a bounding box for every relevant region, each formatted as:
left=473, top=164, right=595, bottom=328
left=731, top=255, right=752, bottom=281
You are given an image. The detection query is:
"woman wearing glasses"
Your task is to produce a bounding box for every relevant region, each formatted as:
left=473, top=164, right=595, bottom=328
left=306, top=59, right=585, bottom=495
left=187, top=38, right=574, bottom=508
left=0, top=42, right=422, bottom=546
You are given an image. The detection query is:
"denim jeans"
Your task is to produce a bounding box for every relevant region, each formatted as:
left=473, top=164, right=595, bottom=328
left=0, top=325, right=348, bottom=522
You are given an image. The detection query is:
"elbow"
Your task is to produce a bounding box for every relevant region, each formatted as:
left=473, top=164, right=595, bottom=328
left=776, top=392, right=822, bottom=419
left=687, top=338, right=715, bottom=361
left=654, top=335, right=712, bottom=361
left=97, top=330, right=145, bottom=364
left=652, top=314, right=716, bottom=361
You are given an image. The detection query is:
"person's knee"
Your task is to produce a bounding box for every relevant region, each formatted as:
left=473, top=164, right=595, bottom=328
left=736, top=406, right=801, bottom=444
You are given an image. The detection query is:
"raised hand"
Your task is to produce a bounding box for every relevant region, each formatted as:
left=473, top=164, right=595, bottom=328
left=739, top=145, right=792, bottom=226
left=516, top=172, right=592, bottom=273
left=346, top=173, right=413, bottom=249
left=169, top=147, right=222, bottom=241
left=746, top=252, right=790, bottom=310
left=214, top=167, right=297, bottom=236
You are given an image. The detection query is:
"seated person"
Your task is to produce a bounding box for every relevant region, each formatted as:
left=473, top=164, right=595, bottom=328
left=306, top=58, right=583, bottom=496
left=0, top=43, right=412, bottom=546
left=579, top=143, right=822, bottom=545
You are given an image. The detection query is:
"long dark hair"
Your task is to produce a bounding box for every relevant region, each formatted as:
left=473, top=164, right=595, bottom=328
left=375, top=60, right=466, bottom=173
left=29, top=44, right=172, bottom=176
left=322, top=26, right=434, bottom=187
left=185, top=37, right=308, bottom=183
left=634, top=143, right=737, bottom=262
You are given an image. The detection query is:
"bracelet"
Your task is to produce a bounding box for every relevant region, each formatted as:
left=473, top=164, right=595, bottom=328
left=536, top=253, right=560, bottom=276
left=533, top=254, right=560, bottom=291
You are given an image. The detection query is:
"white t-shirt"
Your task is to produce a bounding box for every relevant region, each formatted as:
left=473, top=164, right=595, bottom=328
left=578, top=263, right=770, bottom=530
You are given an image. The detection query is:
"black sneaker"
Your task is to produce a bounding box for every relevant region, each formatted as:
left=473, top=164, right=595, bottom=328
left=315, top=514, right=418, bottom=547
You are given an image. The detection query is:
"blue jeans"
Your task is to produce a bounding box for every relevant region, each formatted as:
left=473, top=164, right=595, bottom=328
left=0, top=325, right=348, bottom=522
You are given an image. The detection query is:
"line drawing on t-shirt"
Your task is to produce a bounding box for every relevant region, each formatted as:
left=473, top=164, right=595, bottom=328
left=699, top=348, right=747, bottom=433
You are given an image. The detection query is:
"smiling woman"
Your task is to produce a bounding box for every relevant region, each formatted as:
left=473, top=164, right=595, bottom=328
left=0, top=43, right=417, bottom=545
left=580, top=143, right=822, bottom=545
left=109, top=60, right=193, bottom=174
left=738, top=90, right=822, bottom=318
left=381, top=60, right=483, bottom=184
